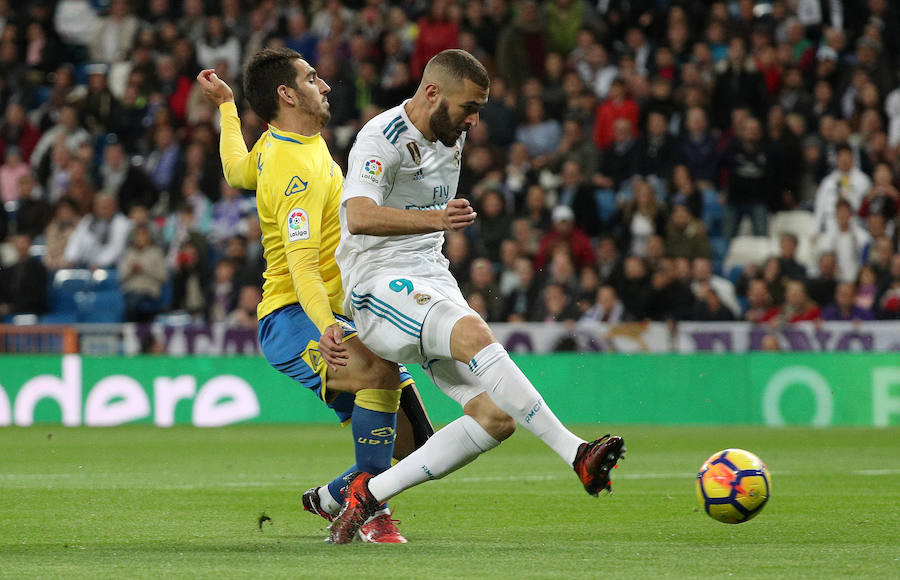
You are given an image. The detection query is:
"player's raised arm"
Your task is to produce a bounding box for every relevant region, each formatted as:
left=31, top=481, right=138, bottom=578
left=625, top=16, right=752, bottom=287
left=345, top=197, right=476, bottom=235
left=197, top=69, right=260, bottom=190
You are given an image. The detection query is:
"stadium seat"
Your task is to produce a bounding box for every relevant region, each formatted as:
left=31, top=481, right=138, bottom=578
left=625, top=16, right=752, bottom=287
left=723, top=236, right=774, bottom=273
left=39, top=312, right=79, bottom=324
left=709, top=236, right=729, bottom=275
left=75, top=290, right=125, bottom=323
left=727, top=264, right=745, bottom=285
left=90, top=269, right=119, bottom=291
left=50, top=269, right=93, bottom=314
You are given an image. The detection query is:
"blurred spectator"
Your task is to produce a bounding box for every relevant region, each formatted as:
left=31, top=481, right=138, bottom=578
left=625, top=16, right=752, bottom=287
left=551, top=117, right=599, bottom=178
left=692, top=257, right=740, bottom=318
left=411, top=0, right=459, bottom=80
left=744, top=278, right=779, bottom=324
left=30, top=104, right=90, bottom=172
left=227, top=284, right=262, bottom=329
left=43, top=197, right=81, bottom=270
left=664, top=203, right=711, bottom=260
left=806, top=251, right=839, bottom=306
left=535, top=205, right=595, bottom=271
left=495, top=0, right=545, bottom=89
left=15, top=174, right=51, bottom=238
left=143, top=124, right=182, bottom=198
left=817, top=198, right=871, bottom=283
left=461, top=257, right=504, bottom=322
left=82, top=65, right=118, bottom=136
left=555, top=160, right=599, bottom=236
left=282, top=12, right=316, bottom=68
left=503, top=255, right=540, bottom=322
left=645, top=259, right=695, bottom=321
left=100, top=140, right=158, bottom=215
left=668, top=165, right=702, bottom=218
left=692, top=283, right=736, bottom=321
left=593, top=78, right=638, bottom=149
left=775, top=279, right=822, bottom=323
left=619, top=179, right=665, bottom=257
left=0, top=234, right=47, bottom=317
left=0, top=147, right=29, bottom=204
left=596, top=118, right=638, bottom=190
left=89, top=0, right=138, bottom=64
left=633, top=111, right=676, bottom=182
left=479, top=77, right=518, bottom=147
left=581, top=284, right=626, bottom=324
left=711, top=37, right=766, bottom=130
left=54, top=0, right=99, bottom=58
left=777, top=233, right=807, bottom=280
left=0, top=102, right=41, bottom=164
left=521, top=184, right=550, bottom=232
left=444, top=230, right=471, bottom=286
left=814, top=144, right=872, bottom=234
left=858, top=163, right=898, bottom=225
left=821, top=281, right=875, bottom=321
left=515, top=98, right=561, bottom=159
left=719, top=116, right=773, bottom=238
left=119, top=223, right=167, bottom=322
left=473, top=189, right=511, bottom=263
left=209, top=179, right=253, bottom=250
left=537, top=283, right=579, bottom=322
left=618, top=255, right=651, bottom=320
left=63, top=193, right=131, bottom=269
left=207, top=258, right=238, bottom=323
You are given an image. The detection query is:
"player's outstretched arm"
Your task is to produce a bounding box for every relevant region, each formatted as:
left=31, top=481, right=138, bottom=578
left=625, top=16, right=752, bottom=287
left=345, top=197, right=476, bottom=236
left=197, top=69, right=259, bottom=190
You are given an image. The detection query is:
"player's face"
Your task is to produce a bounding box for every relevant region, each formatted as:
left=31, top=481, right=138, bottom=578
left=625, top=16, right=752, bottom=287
left=429, top=79, right=488, bottom=147
left=289, top=59, right=331, bottom=128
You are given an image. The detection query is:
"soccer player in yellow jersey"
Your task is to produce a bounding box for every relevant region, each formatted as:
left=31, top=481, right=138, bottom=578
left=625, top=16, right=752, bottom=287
left=197, top=48, right=430, bottom=543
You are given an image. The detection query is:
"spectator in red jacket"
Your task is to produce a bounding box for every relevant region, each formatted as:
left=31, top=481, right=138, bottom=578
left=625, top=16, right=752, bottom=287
left=410, top=0, right=459, bottom=80
left=0, top=103, right=41, bottom=164
left=593, top=78, right=639, bottom=149
left=535, top=205, right=596, bottom=272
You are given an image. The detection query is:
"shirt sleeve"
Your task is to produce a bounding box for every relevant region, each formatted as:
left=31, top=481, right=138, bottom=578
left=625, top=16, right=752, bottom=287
left=218, top=102, right=260, bottom=190
left=342, top=134, right=401, bottom=207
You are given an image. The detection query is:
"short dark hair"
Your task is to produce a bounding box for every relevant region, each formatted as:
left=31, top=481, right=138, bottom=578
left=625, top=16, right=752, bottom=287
left=243, top=48, right=302, bottom=122
left=835, top=143, right=853, bottom=155
left=428, top=49, right=490, bottom=89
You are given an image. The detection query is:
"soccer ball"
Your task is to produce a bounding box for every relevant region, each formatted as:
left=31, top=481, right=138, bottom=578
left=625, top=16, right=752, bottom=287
left=696, top=448, right=771, bottom=524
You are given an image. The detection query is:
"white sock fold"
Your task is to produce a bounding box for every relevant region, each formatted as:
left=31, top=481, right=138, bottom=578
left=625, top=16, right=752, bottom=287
left=469, top=342, right=584, bottom=465
left=318, top=485, right=342, bottom=515
left=367, top=414, right=499, bottom=503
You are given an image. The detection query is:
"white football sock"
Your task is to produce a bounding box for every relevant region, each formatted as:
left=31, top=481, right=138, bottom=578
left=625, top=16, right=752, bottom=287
left=468, top=342, right=584, bottom=465
left=367, top=415, right=499, bottom=503
left=317, top=486, right=342, bottom=515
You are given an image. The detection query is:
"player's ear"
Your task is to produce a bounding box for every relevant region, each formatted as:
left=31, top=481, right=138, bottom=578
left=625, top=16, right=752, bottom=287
left=424, top=82, right=441, bottom=104
left=277, top=85, right=294, bottom=106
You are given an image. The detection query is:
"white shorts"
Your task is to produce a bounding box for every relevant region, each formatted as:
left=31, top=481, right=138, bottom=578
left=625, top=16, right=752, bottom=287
left=347, top=271, right=485, bottom=408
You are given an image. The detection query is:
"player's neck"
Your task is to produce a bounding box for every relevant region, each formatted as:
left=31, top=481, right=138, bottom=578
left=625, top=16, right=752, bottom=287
left=269, top=113, right=320, bottom=137
left=404, top=99, right=435, bottom=142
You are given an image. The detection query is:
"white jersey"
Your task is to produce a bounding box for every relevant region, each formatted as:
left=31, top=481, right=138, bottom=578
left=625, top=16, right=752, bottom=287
left=335, top=100, right=466, bottom=310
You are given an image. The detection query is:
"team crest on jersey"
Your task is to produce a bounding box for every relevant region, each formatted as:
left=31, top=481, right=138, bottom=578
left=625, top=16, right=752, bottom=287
left=452, top=146, right=461, bottom=168
left=284, top=175, right=308, bottom=196
left=287, top=208, right=310, bottom=241
left=414, top=292, right=431, bottom=305
left=407, top=142, right=422, bottom=165
left=361, top=158, right=385, bottom=185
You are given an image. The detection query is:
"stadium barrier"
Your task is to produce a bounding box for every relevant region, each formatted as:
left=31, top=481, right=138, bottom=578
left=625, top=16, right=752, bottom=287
left=1, top=354, right=897, bottom=428
left=3, top=320, right=900, bottom=355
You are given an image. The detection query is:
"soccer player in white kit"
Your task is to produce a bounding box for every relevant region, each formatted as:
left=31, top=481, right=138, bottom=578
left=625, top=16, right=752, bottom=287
left=324, top=49, right=625, bottom=543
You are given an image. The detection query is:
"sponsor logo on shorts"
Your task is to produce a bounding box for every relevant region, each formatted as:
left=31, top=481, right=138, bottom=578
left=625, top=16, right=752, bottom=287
left=360, top=158, right=385, bottom=185
left=414, top=292, right=431, bottom=305
left=287, top=208, right=310, bottom=241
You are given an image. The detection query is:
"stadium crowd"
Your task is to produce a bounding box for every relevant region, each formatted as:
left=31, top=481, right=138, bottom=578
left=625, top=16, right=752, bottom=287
left=0, top=0, right=899, bottom=326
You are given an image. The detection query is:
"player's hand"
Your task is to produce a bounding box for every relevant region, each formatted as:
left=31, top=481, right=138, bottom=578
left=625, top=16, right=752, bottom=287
left=196, top=69, right=234, bottom=106
left=440, top=198, right=477, bottom=231
left=319, top=323, right=349, bottom=371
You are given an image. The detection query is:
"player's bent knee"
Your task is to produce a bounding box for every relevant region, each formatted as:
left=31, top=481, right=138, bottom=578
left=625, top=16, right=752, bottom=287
left=449, top=315, right=495, bottom=363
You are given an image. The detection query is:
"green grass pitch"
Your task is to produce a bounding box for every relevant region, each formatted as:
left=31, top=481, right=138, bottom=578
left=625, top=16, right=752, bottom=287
left=1, top=425, right=898, bottom=579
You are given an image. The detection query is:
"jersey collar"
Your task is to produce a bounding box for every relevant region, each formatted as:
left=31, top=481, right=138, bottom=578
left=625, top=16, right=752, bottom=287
left=267, top=125, right=320, bottom=145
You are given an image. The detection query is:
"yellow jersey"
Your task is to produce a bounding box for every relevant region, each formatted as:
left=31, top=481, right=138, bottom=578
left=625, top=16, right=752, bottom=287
left=218, top=102, right=344, bottom=330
